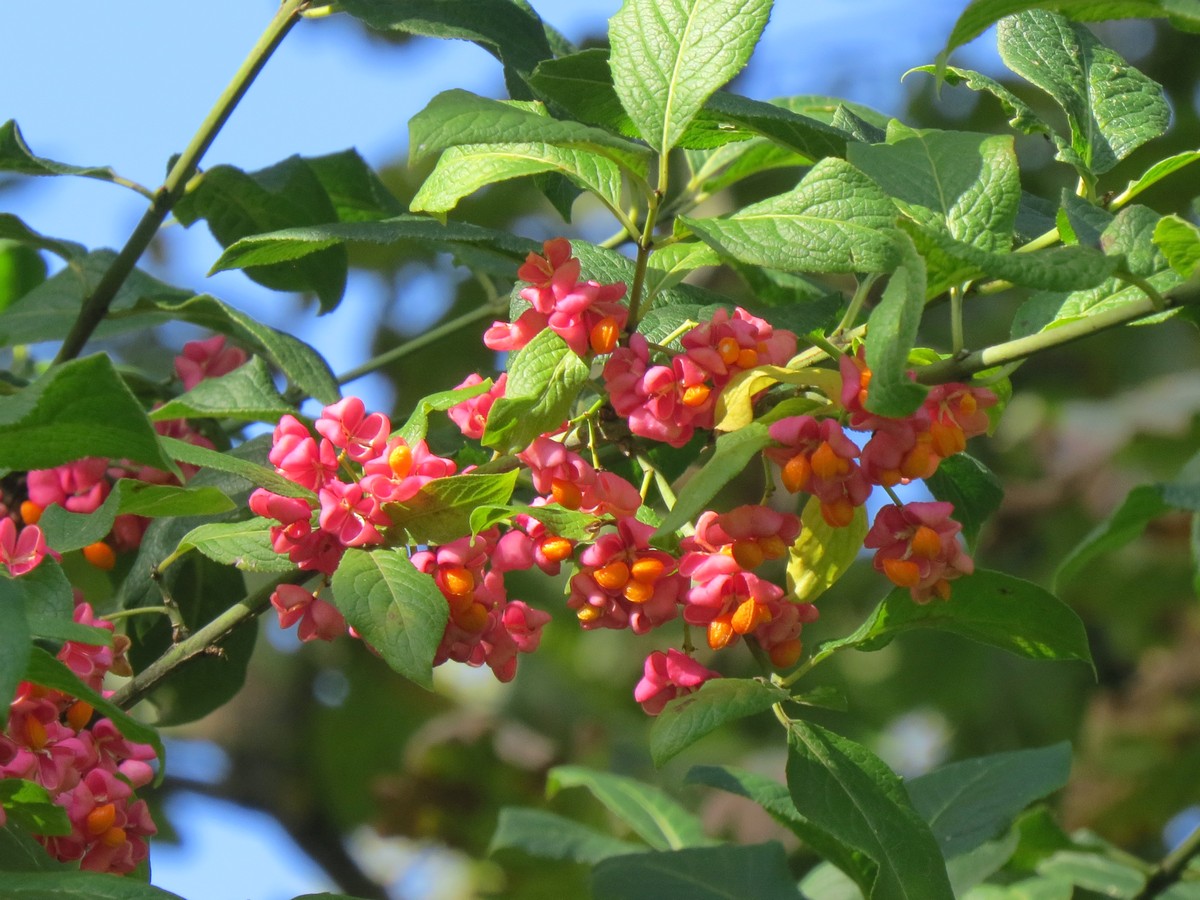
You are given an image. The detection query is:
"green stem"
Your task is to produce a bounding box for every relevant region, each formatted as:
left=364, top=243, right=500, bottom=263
left=110, top=570, right=310, bottom=711
left=54, top=0, right=309, bottom=364
left=1015, top=227, right=1061, bottom=253
left=833, top=275, right=877, bottom=336
left=915, top=282, right=1200, bottom=385
left=335, top=302, right=502, bottom=385
left=949, top=285, right=965, bottom=354
left=101, top=606, right=171, bottom=622
left=1134, top=823, right=1200, bottom=899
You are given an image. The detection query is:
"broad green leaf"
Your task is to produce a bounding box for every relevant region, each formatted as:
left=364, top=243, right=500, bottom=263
left=940, top=1, right=1200, bottom=67
left=507, top=503, right=597, bottom=542
left=1055, top=476, right=1200, bottom=589
left=713, top=364, right=839, bottom=433
left=997, top=10, right=1170, bottom=176
left=906, top=743, right=1072, bottom=858
left=173, top=517, right=299, bottom=573
left=547, top=766, right=711, bottom=851
left=787, top=721, right=955, bottom=900
left=908, top=65, right=1062, bottom=149
left=865, top=234, right=928, bottom=417
left=304, top=147, right=404, bottom=222
left=211, top=217, right=534, bottom=279
left=336, top=0, right=553, bottom=86
left=330, top=547, right=449, bottom=689
left=1154, top=214, right=1200, bottom=278
left=411, top=142, right=625, bottom=217
left=0, top=872, right=185, bottom=898
left=571, top=240, right=729, bottom=311
left=409, top=90, right=649, bottom=172
left=126, top=554, right=256, bottom=727
left=1012, top=205, right=1183, bottom=337
left=1112, top=150, right=1200, bottom=209
left=787, top=496, right=868, bottom=604
left=35, top=480, right=233, bottom=554
left=590, top=842, right=800, bottom=900
left=0, top=249, right=188, bottom=348
left=820, top=569, right=1093, bottom=669
left=681, top=158, right=900, bottom=275
left=489, top=807, right=645, bottom=863
left=0, top=780, right=71, bottom=836
left=651, top=423, right=771, bottom=544
left=0, top=823, right=66, bottom=873
left=0, top=240, right=47, bottom=315
left=650, top=678, right=790, bottom=767
left=529, top=48, right=640, bottom=136
left=0, top=580, right=32, bottom=728
left=11, top=560, right=77, bottom=639
left=0, top=213, right=86, bottom=262
left=150, top=356, right=293, bottom=422
left=685, top=765, right=869, bottom=884
left=947, top=832, right=1023, bottom=897
left=635, top=302, right=729, bottom=347
left=175, top=158, right=347, bottom=312
left=925, top=454, right=1005, bottom=550
left=798, top=863, right=863, bottom=900
left=383, top=471, right=520, bottom=545
left=397, top=380, right=494, bottom=445
left=24, top=647, right=164, bottom=768
left=609, top=0, right=772, bottom=155
left=643, top=242, right=721, bottom=299
left=0, top=354, right=176, bottom=474
left=848, top=127, right=1020, bottom=253
left=1036, top=850, right=1147, bottom=896
left=1056, top=189, right=1113, bottom=249
left=702, top=91, right=848, bottom=162
left=0, top=120, right=134, bottom=189
left=482, top=329, right=590, bottom=454
left=158, top=435, right=316, bottom=501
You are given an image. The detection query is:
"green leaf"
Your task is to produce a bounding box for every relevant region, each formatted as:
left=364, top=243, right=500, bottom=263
left=13, top=560, right=78, bottom=638
left=909, top=65, right=1061, bottom=147
left=397, top=380, right=494, bottom=445
left=702, top=91, right=848, bottom=162
left=0, top=213, right=86, bottom=263
left=529, top=48, right=639, bottom=136
left=865, top=233, right=928, bottom=418
left=609, top=0, right=772, bottom=155
left=1113, top=150, right=1200, bottom=208
left=210, top=216, right=536, bottom=276
left=787, top=496, right=869, bottom=604
left=590, top=842, right=801, bottom=900
left=489, top=807, right=645, bottom=863
left=848, top=127, right=1020, bottom=253
left=0, top=871, right=186, bottom=898
left=411, top=142, right=626, bottom=217
left=0, top=780, right=71, bottom=836
left=1055, top=476, right=1200, bottom=589
left=330, top=547, right=449, bottom=690
left=0, top=580, right=32, bottom=729
left=336, top=0, right=553, bottom=86
left=1154, top=214, right=1200, bottom=278
left=651, top=423, right=771, bottom=544
left=1012, top=205, right=1183, bottom=337
left=0, top=823, right=68, bottom=873
left=682, top=157, right=900, bottom=274
left=821, top=569, right=1094, bottom=669
left=507, top=503, right=597, bottom=542
left=997, top=10, right=1170, bottom=177
left=482, top=329, right=590, bottom=454
left=650, top=678, right=790, bottom=767
left=0, top=354, right=176, bottom=474
left=906, top=742, right=1072, bottom=859
left=0, top=240, right=47, bottom=315
left=925, top=454, right=1005, bottom=550
left=409, top=90, right=649, bottom=173
left=1036, top=850, right=1147, bottom=896
left=685, top=765, right=869, bottom=884
left=644, top=242, right=721, bottom=299
left=304, top=147, right=404, bottom=222
left=547, top=766, right=711, bottom=851
left=158, top=435, right=315, bottom=502
left=713, top=364, right=839, bottom=433
left=36, top=490, right=119, bottom=554
left=0, top=120, right=133, bottom=188
left=175, top=158, right=347, bottom=312
left=787, top=721, right=955, bottom=899
left=571, top=240, right=728, bottom=311
left=150, top=356, right=293, bottom=423
left=940, top=1, right=1200, bottom=69
left=24, top=647, right=164, bottom=769
left=173, top=517, right=299, bottom=573
left=384, top=471, right=519, bottom=546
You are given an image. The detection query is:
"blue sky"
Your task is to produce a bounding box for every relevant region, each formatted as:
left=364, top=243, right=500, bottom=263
left=2, top=2, right=1000, bottom=897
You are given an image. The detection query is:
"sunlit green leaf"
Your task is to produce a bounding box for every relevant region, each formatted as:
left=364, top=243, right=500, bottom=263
left=591, top=842, right=800, bottom=900
left=925, top=453, right=1005, bottom=550
left=158, top=436, right=316, bottom=502
left=609, top=0, right=772, bottom=155
left=1153, top=214, right=1200, bottom=278
left=150, top=356, right=293, bottom=423
left=330, top=547, right=448, bottom=689
left=0, top=119, right=135, bottom=189
left=650, top=678, right=791, bottom=767
left=0, top=780, right=71, bottom=837
left=788, top=496, right=868, bottom=604
left=0, top=580, right=31, bottom=729
left=173, top=517, right=299, bottom=573
left=865, top=233, right=928, bottom=417
left=384, top=471, right=519, bottom=545
left=489, top=807, right=645, bottom=863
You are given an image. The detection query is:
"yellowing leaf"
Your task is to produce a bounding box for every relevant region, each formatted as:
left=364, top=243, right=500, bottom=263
left=787, top=496, right=867, bottom=603
left=714, top=364, right=839, bottom=432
